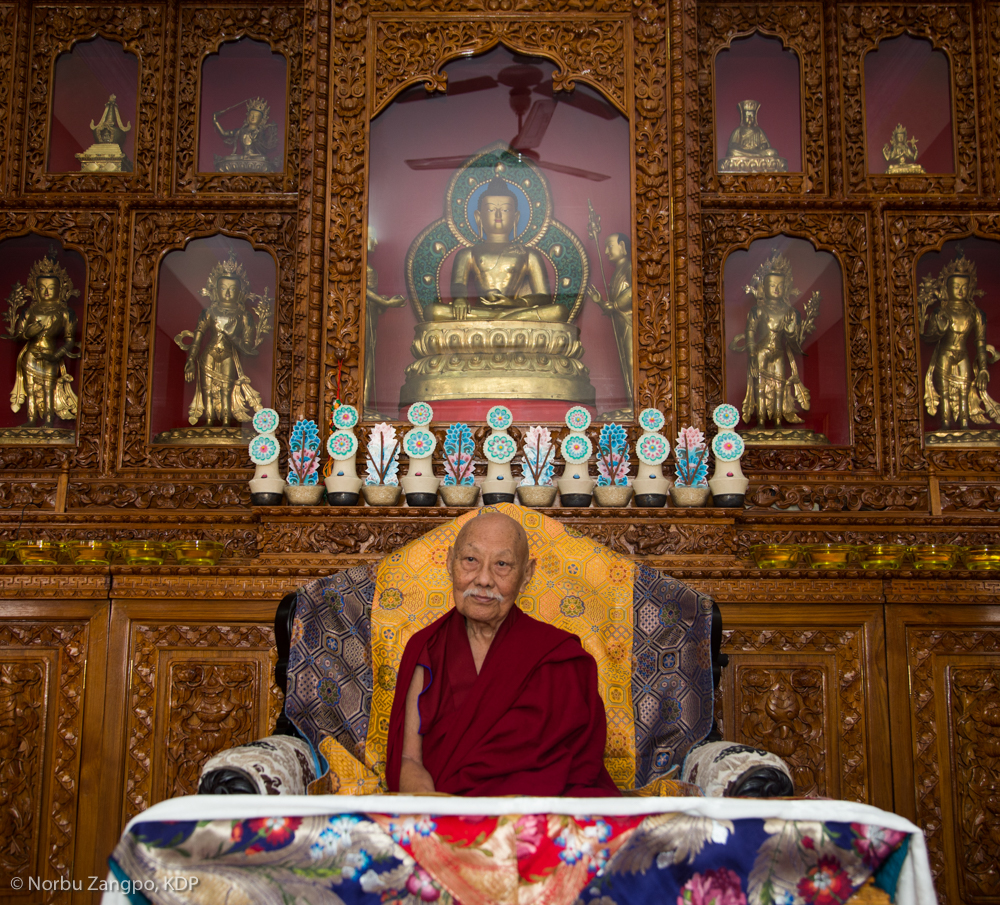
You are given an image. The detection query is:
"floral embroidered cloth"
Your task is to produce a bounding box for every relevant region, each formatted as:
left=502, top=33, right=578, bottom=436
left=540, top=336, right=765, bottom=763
left=106, top=795, right=937, bottom=905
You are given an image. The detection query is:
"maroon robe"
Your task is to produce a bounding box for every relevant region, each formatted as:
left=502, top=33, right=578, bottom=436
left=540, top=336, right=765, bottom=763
left=386, top=605, right=620, bottom=797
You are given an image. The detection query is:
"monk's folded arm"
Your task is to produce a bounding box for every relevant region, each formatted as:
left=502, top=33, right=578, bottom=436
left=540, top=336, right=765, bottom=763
left=399, top=665, right=436, bottom=793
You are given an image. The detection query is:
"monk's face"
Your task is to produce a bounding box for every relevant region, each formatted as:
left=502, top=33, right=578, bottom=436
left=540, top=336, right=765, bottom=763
left=448, top=514, right=536, bottom=630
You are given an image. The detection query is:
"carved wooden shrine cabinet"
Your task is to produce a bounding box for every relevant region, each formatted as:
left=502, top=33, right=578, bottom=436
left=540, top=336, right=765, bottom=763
left=0, top=1, right=999, bottom=904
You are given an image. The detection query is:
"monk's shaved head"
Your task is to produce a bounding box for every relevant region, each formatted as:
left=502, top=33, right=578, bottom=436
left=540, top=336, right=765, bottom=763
left=452, top=511, right=530, bottom=567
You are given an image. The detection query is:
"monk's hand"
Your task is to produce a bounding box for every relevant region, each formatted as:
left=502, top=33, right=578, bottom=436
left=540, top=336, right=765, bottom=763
left=399, top=756, right=436, bottom=794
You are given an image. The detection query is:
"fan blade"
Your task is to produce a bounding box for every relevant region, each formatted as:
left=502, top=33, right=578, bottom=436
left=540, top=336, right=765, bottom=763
left=405, top=155, right=481, bottom=170
left=533, top=158, right=610, bottom=182
left=511, top=99, right=556, bottom=150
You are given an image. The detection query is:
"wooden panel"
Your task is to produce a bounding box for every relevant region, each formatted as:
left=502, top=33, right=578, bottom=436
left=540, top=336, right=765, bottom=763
left=0, top=597, right=109, bottom=905
left=886, top=603, right=1000, bottom=905
left=714, top=601, right=891, bottom=808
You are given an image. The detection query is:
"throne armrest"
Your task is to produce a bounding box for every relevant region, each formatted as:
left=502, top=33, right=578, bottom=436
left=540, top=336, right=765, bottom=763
left=198, top=736, right=316, bottom=795
left=681, top=740, right=795, bottom=798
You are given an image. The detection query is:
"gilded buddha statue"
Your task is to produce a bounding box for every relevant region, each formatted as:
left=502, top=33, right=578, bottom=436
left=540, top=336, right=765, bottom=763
left=213, top=97, right=280, bottom=173
left=400, top=144, right=594, bottom=407
left=882, top=124, right=925, bottom=175
left=919, top=250, right=1000, bottom=445
left=718, top=100, right=788, bottom=174
left=1, top=252, right=81, bottom=444
left=728, top=249, right=827, bottom=445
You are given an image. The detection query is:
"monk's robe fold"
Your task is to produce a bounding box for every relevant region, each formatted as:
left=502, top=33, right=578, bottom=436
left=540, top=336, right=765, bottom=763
left=386, top=606, right=620, bottom=797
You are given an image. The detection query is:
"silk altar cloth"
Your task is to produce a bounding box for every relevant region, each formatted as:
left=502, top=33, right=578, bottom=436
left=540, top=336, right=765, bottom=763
left=106, top=795, right=937, bottom=905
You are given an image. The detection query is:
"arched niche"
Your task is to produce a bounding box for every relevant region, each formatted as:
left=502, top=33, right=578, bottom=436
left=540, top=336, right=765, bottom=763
left=864, top=34, right=954, bottom=175
left=47, top=36, right=138, bottom=173
left=366, top=44, right=632, bottom=422
left=0, top=234, right=87, bottom=440
left=151, top=234, right=276, bottom=442
left=714, top=32, right=802, bottom=173
left=916, top=236, right=1000, bottom=437
left=723, top=235, right=850, bottom=445
left=198, top=37, right=287, bottom=174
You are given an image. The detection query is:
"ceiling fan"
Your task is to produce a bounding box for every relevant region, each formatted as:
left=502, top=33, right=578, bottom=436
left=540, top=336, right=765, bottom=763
left=403, top=64, right=615, bottom=182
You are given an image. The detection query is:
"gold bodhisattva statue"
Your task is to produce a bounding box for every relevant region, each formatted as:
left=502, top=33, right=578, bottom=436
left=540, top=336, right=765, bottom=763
left=1, top=253, right=80, bottom=444
left=587, top=232, right=633, bottom=410
left=919, top=251, right=1000, bottom=445
left=75, top=94, right=133, bottom=172
left=718, top=100, right=788, bottom=174
left=883, top=124, right=925, bottom=175
left=363, top=229, right=405, bottom=419
left=729, top=250, right=827, bottom=445
left=213, top=97, right=280, bottom=173
left=157, top=254, right=272, bottom=444
left=426, top=177, right=568, bottom=323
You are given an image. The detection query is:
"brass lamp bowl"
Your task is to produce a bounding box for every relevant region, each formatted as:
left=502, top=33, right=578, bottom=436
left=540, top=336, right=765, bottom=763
left=961, top=545, right=1000, bottom=570
left=0, top=542, right=11, bottom=565
left=804, top=544, right=855, bottom=569
left=14, top=539, right=62, bottom=565
left=750, top=544, right=801, bottom=569
left=172, top=540, right=225, bottom=566
left=857, top=544, right=907, bottom=570
left=908, top=544, right=959, bottom=570
left=120, top=540, right=170, bottom=566
left=63, top=540, right=117, bottom=565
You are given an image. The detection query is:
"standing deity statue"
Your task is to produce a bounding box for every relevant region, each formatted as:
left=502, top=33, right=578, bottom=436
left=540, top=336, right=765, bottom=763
left=718, top=100, right=788, bottom=173
left=2, top=252, right=81, bottom=442
left=729, top=250, right=824, bottom=441
left=586, top=231, right=633, bottom=411
left=363, top=229, right=406, bottom=419
left=919, top=250, right=1000, bottom=440
left=213, top=97, right=280, bottom=173
left=425, top=176, right=567, bottom=323
left=883, top=124, right=924, bottom=175
left=173, top=254, right=272, bottom=432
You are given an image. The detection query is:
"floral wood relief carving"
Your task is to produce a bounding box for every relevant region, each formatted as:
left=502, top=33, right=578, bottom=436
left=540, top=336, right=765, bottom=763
left=0, top=659, right=47, bottom=882
left=736, top=665, right=827, bottom=797
left=164, top=662, right=261, bottom=800
left=884, top=213, right=1000, bottom=476
left=122, top=210, right=296, bottom=471
left=0, top=623, right=88, bottom=890
left=69, top=481, right=252, bottom=511
left=745, top=482, right=926, bottom=512
left=949, top=666, right=1000, bottom=900
left=697, top=4, right=826, bottom=195
left=724, top=627, right=868, bottom=804
left=370, top=18, right=627, bottom=117
left=124, top=624, right=278, bottom=823
left=0, top=4, right=15, bottom=193
left=908, top=627, right=1000, bottom=902
left=175, top=5, right=303, bottom=194
left=701, top=211, right=878, bottom=476
left=24, top=4, right=164, bottom=194
left=0, top=211, right=117, bottom=474
left=838, top=5, right=978, bottom=195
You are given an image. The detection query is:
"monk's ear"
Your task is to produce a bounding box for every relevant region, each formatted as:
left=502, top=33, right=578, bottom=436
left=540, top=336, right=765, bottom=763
left=519, top=557, right=536, bottom=592
left=446, top=545, right=456, bottom=573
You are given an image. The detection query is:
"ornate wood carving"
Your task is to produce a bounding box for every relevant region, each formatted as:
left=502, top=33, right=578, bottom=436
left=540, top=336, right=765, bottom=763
left=745, top=481, right=926, bottom=512
left=697, top=3, right=826, bottom=195
left=23, top=4, right=164, bottom=194
left=949, top=665, right=1000, bottom=901
left=123, top=623, right=279, bottom=822
left=174, top=5, right=303, bottom=194
left=905, top=625, right=1000, bottom=901
left=837, top=4, right=978, bottom=195
left=122, top=209, right=296, bottom=473
left=884, top=212, right=1000, bottom=476
left=0, top=3, right=15, bottom=195
left=701, top=210, right=879, bottom=478
left=0, top=622, right=89, bottom=891
left=0, top=659, right=47, bottom=883
left=0, top=210, right=117, bottom=474
left=723, top=625, right=869, bottom=802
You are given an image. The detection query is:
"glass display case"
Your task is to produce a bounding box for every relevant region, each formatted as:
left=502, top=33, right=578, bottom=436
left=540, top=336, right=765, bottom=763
left=0, top=234, right=86, bottom=444
left=198, top=37, right=287, bottom=174
left=366, top=46, right=632, bottom=422
left=47, top=36, right=138, bottom=173
left=150, top=235, right=276, bottom=444
left=714, top=33, right=802, bottom=174
left=864, top=35, right=954, bottom=175
left=916, top=236, right=1000, bottom=443
left=723, top=235, right=849, bottom=445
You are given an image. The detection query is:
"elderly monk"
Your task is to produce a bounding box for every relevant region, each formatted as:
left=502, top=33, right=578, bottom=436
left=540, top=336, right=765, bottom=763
left=385, top=512, right=620, bottom=797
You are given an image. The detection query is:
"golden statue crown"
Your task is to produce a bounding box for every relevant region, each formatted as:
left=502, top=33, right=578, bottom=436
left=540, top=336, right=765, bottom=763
left=247, top=97, right=269, bottom=116
left=746, top=249, right=800, bottom=304
left=201, top=253, right=249, bottom=301
left=27, top=252, right=79, bottom=303
left=938, top=249, right=979, bottom=294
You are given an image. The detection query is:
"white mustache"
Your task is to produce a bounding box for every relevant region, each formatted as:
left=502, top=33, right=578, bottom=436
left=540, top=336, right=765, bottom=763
left=463, top=586, right=503, bottom=602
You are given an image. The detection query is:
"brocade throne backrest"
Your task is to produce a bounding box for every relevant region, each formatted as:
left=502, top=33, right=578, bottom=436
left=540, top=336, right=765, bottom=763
left=286, top=503, right=714, bottom=791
